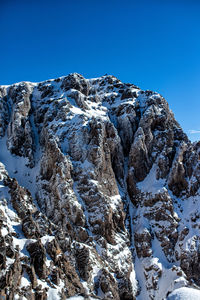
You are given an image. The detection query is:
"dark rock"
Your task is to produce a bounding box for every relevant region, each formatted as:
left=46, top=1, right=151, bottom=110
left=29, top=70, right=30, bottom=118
left=26, top=241, right=47, bottom=279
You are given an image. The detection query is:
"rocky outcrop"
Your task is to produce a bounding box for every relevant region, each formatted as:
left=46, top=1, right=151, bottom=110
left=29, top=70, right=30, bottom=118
left=0, top=73, right=200, bottom=299
left=6, top=83, right=34, bottom=165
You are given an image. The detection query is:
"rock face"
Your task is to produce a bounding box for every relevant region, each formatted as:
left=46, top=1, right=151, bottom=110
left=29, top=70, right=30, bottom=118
left=0, top=73, right=200, bottom=299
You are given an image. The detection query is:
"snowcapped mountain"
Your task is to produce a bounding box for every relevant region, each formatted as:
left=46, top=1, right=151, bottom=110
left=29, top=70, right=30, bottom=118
left=0, top=73, right=200, bottom=299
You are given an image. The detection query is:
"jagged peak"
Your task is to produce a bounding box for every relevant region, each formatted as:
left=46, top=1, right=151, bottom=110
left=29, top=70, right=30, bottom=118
left=0, top=73, right=139, bottom=92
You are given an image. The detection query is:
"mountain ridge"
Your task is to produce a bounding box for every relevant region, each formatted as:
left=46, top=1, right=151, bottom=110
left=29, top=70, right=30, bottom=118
left=0, top=73, right=200, bottom=300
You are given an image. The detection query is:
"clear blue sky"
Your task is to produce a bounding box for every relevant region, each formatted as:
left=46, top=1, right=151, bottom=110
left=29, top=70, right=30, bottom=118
left=1, top=0, right=200, bottom=141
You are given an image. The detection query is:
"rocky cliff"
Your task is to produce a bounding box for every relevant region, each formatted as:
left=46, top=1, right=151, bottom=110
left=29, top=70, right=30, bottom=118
left=0, top=73, right=200, bottom=299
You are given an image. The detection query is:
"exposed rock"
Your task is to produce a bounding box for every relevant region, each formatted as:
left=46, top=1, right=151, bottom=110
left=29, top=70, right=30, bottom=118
left=97, top=268, right=120, bottom=299
left=7, top=83, right=34, bottom=165
left=26, top=241, right=47, bottom=279
left=61, top=73, right=90, bottom=96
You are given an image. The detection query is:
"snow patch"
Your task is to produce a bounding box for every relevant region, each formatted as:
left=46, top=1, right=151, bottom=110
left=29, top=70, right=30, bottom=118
left=167, top=287, right=200, bottom=300
left=137, top=164, right=166, bottom=195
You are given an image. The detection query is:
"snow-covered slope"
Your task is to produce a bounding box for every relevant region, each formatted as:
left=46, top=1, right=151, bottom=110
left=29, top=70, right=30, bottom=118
left=167, top=287, right=200, bottom=300
left=0, top=73, right=200, bottom=299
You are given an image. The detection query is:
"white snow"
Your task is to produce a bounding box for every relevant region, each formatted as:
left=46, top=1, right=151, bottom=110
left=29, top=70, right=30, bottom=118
left=109, top=194, right=121, bottom=210
left=67, top=297, right=97, bottom=300
left=66, top=297, right=85, bottom=300
left=40, top=235, right=55, bottom=244
left=1, top=226, right=8, bottom=236
left=129, top=267, right=138, bottom=295
left=137, top=164, right=166, bottom=195
left=167, top=287, right=200, bottom=300
left=20, top=271, right=31, bottom=288
left=47, top=288, right=61, bottom=300
left=14, top=296, right=27, bottom=300
left=0, top=134, right=41, bottom=199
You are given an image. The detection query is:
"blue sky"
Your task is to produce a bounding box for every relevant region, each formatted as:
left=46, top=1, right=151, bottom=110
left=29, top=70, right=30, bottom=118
left=1, top=0, right=200, bottom=141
